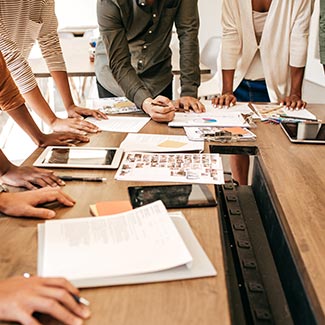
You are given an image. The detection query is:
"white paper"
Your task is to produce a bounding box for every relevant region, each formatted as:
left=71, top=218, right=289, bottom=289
left=41, top=201, right=192, bottom=280
left=85, top=116, right=150, bottom=133
left=250, top=103, right=317, bottom=121
left=120, top=133, right=204, bottom=152
left=169, top=102, right=251, bottom=128
left=115, top=152, right=224, bottom=184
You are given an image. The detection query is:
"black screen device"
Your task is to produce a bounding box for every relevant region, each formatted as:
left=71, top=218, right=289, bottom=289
left=128, top=184, right=217, bottom=209
left=280, top=122, right=325, bottom=144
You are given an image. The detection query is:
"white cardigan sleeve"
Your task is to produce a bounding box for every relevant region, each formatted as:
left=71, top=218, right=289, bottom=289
left=290, top=0, right=315, bottom=68
left=221, top=0, right=241, bottom=70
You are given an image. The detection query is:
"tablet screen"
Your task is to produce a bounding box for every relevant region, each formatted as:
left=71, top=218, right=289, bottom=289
left=281, top=122, right=325, bottom=143
left=128, top=184, right=217, bottom=209
left=33, top=147, right=124, bottom=169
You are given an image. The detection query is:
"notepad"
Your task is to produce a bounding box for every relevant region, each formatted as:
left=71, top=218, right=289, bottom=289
left=89, top=200, right=132, bottom=216
left=38, top=201, right=217, bottom=288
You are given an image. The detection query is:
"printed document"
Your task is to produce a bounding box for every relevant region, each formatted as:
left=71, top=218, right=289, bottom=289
left=39, top=201, right=192, bottom=280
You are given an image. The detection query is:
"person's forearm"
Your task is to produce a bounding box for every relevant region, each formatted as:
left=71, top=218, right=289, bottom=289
left=222, top=70, right=235, bottom=94
left=50, top=71, right=75, bottom=110
left=22, top=86, right=57, bottom=126
left=0, top=150, right=14, bottom=176
left=6, top=104, right=46, bottom=146
left=289, top=66, right=305, bottom=97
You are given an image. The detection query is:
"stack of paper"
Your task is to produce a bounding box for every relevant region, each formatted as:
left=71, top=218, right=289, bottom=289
left=38, top=201, right=217, bottom=288
left=119, top=133, right=204, bottom=152
left=250, top=103, right=317, bottom=121
left=115, top=152, right=224, bottom=184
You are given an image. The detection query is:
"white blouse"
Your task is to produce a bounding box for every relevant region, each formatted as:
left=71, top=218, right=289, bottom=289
left=0, top=0, right=66, bottom=94
left=245, top=10, right=268, bottom=81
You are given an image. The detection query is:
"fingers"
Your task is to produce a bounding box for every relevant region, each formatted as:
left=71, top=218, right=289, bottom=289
left=212, top=94, right=236, bottom=108
left=90, top=110, right=108, bottom=120
left=40, top=277, right=80, bottom=297
left=35, top=187, right=76, bottom=207
left=69, top=119, right=100, bottom=134
left=37, top=286, right=90, bottom=320
left=280, top=96, right=307, bottom=110
left=175, top=97, right=205, bottom=113
left=29, top=296, right=86, bottom=325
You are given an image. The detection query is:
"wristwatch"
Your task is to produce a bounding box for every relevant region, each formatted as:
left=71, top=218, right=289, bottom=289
left=0, top=183, right=8, bottom=193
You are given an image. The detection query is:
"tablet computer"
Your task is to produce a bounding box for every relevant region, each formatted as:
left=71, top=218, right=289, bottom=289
left=33, top=146, right=124, bottom=169
left=128, top=184, right=217, bottom=209
left=280, top=122, right=325, bottom=144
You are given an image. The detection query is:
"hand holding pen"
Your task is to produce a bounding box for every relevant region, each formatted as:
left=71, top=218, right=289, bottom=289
left=142, top=95, right=175, bottom=122
left=0, top=274, right=90, bottom=324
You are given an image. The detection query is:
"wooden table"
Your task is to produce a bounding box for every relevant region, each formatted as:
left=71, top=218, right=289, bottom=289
left=0, top=122, right=230, bottom=325
left=0, top=105, right=324, bottom=324
left=28, top=38, right=210, bottom=78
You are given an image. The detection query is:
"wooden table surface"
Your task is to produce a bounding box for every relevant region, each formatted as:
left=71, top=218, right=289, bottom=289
left=0, top=122, right=230, bottom=325
left=28, top=38, right=211, bottom=78
left=0, top=105, right=324, bottom=324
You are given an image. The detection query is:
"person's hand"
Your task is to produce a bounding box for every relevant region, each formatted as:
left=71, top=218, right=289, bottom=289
left=0, top=165, right=65, bottom=190
left=51, top=117, right=100, bottom=135
left=212, top=92, right=237, bottom=108
left=142, top=95, right=175, bottom=122
left=0, top=276, right=90, bottom=325
left=280, top=94, right=307, bottom=110
left=0, top=187, right=75, bottom=219
left=38, top=132, right=89, bottom=147
left=174, top=96, right=205, bottom=113
left=67, top=104, right=107, bottom=120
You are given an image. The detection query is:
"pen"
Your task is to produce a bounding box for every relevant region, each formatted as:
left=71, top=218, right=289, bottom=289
left=59, top=176, right=107, bottom=182
left=72, top=293, right=90, bottom=306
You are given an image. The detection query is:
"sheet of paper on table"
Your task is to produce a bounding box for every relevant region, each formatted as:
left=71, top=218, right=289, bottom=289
left=85, top=116, right=150, bottom=133
left=120, top=133, right=204, bottom=152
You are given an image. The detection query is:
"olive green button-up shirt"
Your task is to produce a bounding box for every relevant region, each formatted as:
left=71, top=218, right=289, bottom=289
left=95, top=0, right=200, bottom=108
left=320, top=0, right=325, bottom=64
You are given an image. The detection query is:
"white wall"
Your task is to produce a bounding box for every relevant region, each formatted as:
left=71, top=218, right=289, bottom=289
left=55, top=0, right=97, bottom=29
left=198, top=0, right=222, bottom=50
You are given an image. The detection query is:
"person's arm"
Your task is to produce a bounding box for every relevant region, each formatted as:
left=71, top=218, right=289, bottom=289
left=280, top=66, right=306, bottom=109
left=212, top=0, right=239, bottom=107
left=281, top=0, right=315, bottom=108
left=6, top=104, right=90, bottom=146
left=0, top=276, right=90, bottom=324
left=173, top=0, right=204, bottom=112
left=50, top=71, right=107, bottom=120
left=0, top=187, right=75, bottom=219
left=174, top=0, right=199, bottom=96
left=97, top=2, right=151, bottom=106
left=0, top=149, right=65, bottom=189
left=0, top=17, right=99, bottom=134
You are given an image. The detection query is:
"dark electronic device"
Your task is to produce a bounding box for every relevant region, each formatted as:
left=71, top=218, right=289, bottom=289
left=128, top=184, right=217, bottom=209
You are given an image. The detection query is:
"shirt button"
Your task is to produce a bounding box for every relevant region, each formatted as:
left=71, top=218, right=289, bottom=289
left=148, top=30, right=152, bottom=34
left=138, top=60, right=144, bottom=70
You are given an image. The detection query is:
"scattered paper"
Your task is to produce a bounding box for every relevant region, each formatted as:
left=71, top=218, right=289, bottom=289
left=85, top=116, right=150, bottom=133
left=115, top=152, right=224, bottom=184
